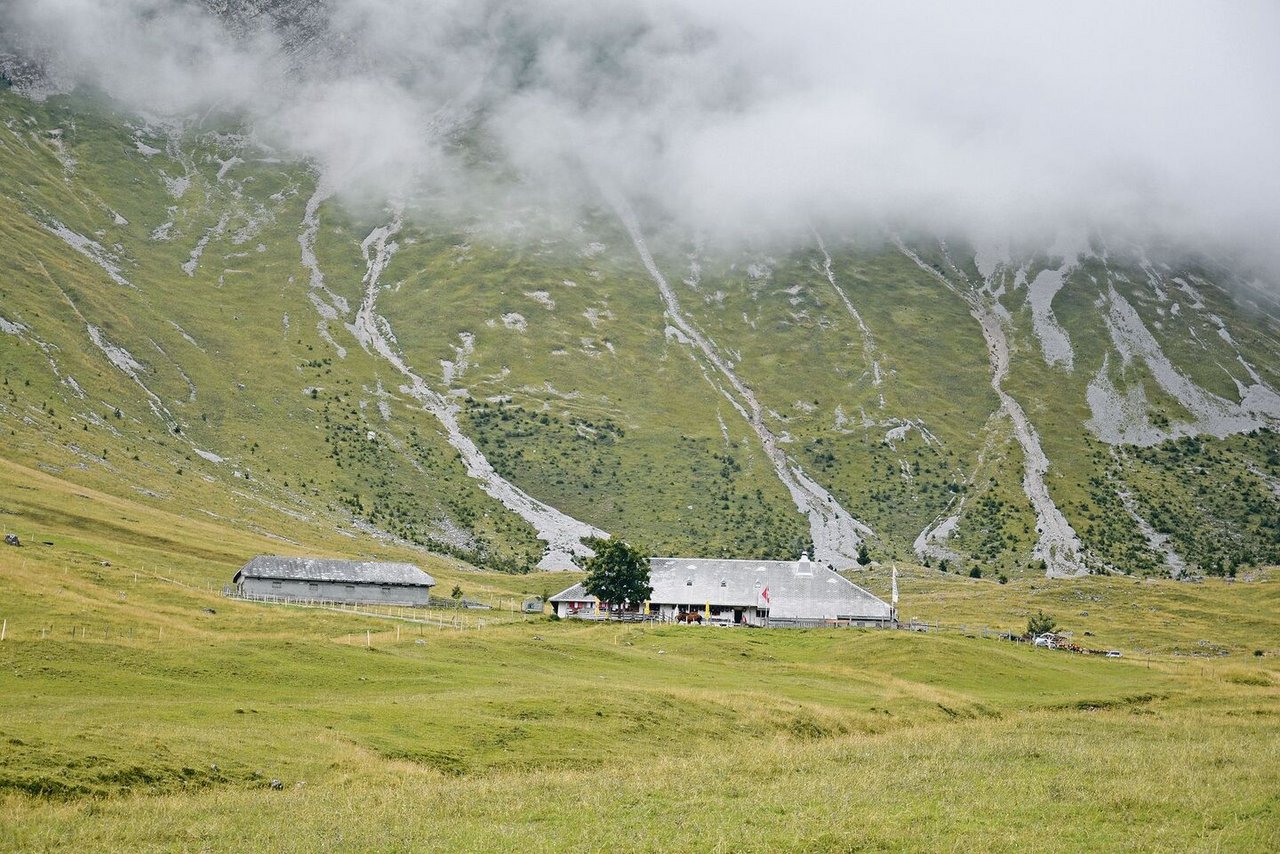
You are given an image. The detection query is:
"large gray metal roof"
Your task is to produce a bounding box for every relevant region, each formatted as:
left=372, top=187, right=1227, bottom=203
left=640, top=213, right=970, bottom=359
left=550, top=556, right=890, bottom=620
left=234, top=555, right=436, bottom=587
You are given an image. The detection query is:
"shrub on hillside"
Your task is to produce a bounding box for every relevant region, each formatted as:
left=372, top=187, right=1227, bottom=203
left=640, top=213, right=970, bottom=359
left=1027, top=610, right=1057, bottom=637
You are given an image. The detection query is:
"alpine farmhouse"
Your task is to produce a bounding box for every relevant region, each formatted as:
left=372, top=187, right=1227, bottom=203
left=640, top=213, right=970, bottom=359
left=551, top=554, right=894, bottom=627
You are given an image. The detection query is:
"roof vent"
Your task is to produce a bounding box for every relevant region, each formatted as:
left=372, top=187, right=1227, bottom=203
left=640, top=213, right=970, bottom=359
left=795, top=552, right=813, bottom=576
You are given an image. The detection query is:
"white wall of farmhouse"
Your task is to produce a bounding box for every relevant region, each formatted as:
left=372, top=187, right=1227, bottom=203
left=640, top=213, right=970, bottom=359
left=554, top=599, right=600, bottom=619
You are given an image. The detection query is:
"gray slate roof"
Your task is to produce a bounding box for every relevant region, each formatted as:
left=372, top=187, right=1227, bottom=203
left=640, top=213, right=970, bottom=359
left=234, top=555, right=436, bottom=587
left=548, top=582, right=590, bottom=603
left=550, top=557, right=890, bottom=620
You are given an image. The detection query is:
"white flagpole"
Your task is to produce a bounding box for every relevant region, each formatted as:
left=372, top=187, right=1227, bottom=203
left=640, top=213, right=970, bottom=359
left=891, top=564, right=899, bottom=624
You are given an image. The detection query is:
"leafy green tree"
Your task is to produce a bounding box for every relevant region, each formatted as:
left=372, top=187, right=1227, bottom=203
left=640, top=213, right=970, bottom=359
left=1027, top=610, right=1057, bottom=637
left=579, top=537, right=652, bottom=618
left=451, top=584, right=463, bottom=601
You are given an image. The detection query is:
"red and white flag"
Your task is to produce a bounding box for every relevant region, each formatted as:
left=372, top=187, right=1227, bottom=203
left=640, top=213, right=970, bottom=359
left=761, top=586, right=770, bottom=605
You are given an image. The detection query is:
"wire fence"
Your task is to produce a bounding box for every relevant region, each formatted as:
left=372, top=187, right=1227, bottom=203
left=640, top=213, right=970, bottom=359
left=0, top=619, right=173, bottom=644
left=0, top=571, right=542, bottom=645
left=221, top=590, right=533, bottom=631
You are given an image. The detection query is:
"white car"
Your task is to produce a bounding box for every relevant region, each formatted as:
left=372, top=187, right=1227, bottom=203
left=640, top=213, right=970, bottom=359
left=1105, top=650, right=1122, bottom=658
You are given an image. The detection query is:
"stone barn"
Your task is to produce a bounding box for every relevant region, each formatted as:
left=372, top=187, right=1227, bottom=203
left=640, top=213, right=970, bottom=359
left=232, top=556, right=436, bottom=606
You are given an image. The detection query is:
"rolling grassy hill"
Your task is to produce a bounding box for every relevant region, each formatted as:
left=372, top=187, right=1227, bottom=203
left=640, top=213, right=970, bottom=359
left=1, top=456, right=1278, bottom=851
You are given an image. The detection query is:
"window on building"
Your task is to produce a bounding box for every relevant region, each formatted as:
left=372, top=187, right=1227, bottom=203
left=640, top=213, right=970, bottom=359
left=381, top=586, right=391, bottom=594
left=345, top=585, right=355, bottom=592
left=309, top=583, right=319, bottom=592
left=271, top=581, right=282, bottom=590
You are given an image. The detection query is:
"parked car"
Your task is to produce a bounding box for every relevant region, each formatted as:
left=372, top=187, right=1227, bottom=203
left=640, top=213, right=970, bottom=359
left=1105, top=650, right=1122, bottom=658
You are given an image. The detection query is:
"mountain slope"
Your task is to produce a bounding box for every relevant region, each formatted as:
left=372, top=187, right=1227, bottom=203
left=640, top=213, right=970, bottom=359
left=2, top=87, right=1278, bottom=576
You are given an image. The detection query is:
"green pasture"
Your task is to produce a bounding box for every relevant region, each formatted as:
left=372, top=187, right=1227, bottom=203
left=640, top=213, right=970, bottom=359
left=1, top=462, right=1277, bottom=851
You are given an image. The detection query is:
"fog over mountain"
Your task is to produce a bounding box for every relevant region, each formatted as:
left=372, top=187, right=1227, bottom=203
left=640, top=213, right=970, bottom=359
left=4, top=0, right=1279, bottom=258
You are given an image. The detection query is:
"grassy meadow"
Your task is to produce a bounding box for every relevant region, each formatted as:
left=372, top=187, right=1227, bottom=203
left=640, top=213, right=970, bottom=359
left=1, top=460, right=1277, bottom=852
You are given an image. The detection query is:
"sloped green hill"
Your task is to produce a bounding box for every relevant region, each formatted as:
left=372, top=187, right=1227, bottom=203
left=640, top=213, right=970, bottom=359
left=2, top=88, right=1278, bottom=577
left=0, top=456, right=1275, bottom=851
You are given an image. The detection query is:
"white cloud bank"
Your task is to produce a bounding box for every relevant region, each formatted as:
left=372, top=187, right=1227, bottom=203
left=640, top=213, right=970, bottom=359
left=4, top=0, right=1278, bottom=259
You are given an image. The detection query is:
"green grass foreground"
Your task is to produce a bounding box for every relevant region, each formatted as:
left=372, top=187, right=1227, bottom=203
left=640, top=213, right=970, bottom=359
left=1, top=461, right=1277, bottom=852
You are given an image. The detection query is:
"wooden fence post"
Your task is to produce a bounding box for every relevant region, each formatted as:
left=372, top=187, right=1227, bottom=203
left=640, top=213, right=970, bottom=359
left=1, top=618, right=6, bottom=641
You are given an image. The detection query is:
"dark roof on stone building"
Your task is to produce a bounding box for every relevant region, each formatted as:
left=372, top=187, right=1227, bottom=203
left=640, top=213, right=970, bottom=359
left=233, top=555, right=435, bottom=587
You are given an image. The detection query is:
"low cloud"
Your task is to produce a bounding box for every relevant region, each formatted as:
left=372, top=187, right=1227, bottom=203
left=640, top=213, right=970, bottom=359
left=4, top=1, right=1279, bottom=263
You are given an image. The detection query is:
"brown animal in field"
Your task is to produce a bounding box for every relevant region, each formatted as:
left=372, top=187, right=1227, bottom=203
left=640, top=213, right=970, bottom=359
left=677, top=611, right=703, bottom=624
